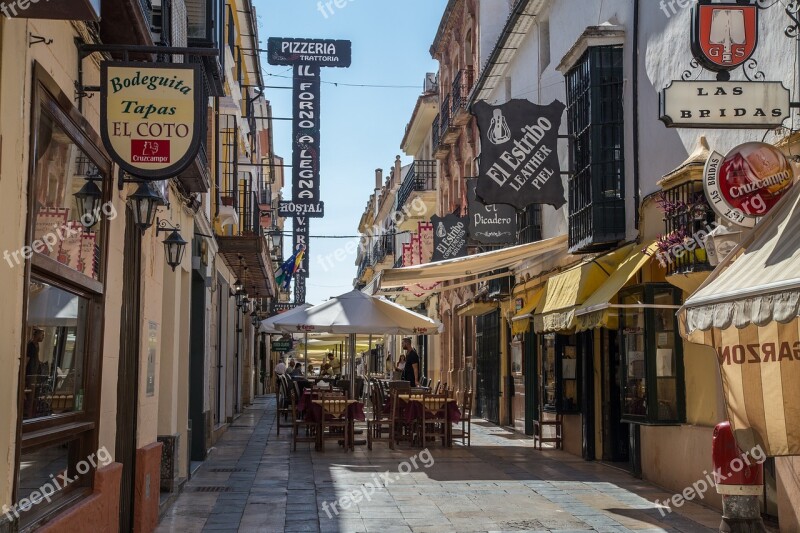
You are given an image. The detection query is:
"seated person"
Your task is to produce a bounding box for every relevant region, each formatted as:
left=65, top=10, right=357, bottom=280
left=290, top=363, right=303, bottom=377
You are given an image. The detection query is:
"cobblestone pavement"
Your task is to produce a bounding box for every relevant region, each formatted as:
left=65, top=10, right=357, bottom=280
left=155, top=396, right=721, bottom=533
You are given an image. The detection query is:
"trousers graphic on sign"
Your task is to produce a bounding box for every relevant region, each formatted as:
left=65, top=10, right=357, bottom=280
left=474, top=99, right=566, bottom=209
left=431, top=214, right=469, bottom=262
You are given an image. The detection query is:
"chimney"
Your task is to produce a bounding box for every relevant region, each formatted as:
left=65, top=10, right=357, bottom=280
left=394, top=156, right=402, bottom=187
left=375, top=169, right=383, bottom=191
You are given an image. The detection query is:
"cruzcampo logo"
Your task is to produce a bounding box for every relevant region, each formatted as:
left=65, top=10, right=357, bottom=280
left=100, top=62, right=203, bottom=180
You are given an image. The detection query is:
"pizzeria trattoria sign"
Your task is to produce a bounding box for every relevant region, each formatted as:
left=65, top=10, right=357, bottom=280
left=101, top=62, right=203, bottom=179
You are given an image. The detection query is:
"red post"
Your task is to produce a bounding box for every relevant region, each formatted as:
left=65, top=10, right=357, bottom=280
left=712, top=422, right=765, bottom=533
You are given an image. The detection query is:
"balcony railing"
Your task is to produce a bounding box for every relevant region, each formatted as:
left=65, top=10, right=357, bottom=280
left=451, top=67, right=474, bottom=118
left=432, top=114, right=441, bottom=150
left=396, top=160, right=437, bottom=211
left=440, top=94, right=452, bottom=138
left=220, top=189, right=263, bottom=237
left=371, top=234, right=395, bottom=265
left=517, top=204, right=543, bottom=245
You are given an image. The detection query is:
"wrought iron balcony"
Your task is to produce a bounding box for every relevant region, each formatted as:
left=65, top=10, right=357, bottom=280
left=396, top=160, right=437, bottom=212
left=517, top=204, right=543, bottom=245
left=451, top=67, right=474, bottom=123
left=432, top=114, right=441, bottom=151
left=371, top=234, right=395, bottom=265
left=660, top=183, right=714, bottom=277
left=440, top=94, right=452, bottom=139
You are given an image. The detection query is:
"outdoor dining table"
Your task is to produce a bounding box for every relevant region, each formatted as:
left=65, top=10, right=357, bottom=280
left=391, top=394, right=461, bottom=447
left=304, top=398, right=366, bottom=449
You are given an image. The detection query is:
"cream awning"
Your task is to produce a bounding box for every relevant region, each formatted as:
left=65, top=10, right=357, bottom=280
left=534, top=245, right=634, bottom=333
left=680, top=186, right=800, bottom=337
left=677, top=186, right=800, bottom=456
left=574, top=243, right=657, bottom=332
left=379, top=235, right=567, bottom=289
left=457, top=301, right=499, bottom=317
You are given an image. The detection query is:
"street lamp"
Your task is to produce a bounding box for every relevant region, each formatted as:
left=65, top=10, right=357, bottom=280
left=250, top=309, right=259, bottom=327
left=155, top=218, right=187, bottom=272
left=128, top=182, right=164, bottom=231
left=74, top=173, right=103, bottom=229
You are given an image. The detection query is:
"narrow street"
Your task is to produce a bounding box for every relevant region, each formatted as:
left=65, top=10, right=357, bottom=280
left=156, top=397, right=721, bottom=533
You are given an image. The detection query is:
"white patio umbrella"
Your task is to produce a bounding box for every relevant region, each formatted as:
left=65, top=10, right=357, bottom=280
left=270, top=290, right=441, bottom=396
left=259, top=303, right=312, bottom=375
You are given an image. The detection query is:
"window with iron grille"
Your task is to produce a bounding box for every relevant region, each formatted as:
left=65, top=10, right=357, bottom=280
left=658, top=183, right=714, bottom=275
left=517, top=203, right=542, bottom=245
left=566, top=45, right=625, bottom=253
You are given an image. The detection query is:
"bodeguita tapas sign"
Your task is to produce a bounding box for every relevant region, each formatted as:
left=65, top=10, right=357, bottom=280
left=100, top=62, right=202, bottom=179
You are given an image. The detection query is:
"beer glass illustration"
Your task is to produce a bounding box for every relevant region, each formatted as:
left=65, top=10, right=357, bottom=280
left=709, top=8, right=745, bottom=64
left=488, top=108, right=511, bottom=145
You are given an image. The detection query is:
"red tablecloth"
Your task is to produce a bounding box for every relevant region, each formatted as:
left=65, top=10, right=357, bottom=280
left=304, top=400, right=365, bottom=423
left=388, top=396, right=461, bottom=424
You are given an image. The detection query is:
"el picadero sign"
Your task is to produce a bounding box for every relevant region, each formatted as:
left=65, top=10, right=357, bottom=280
left=101, top=62, right=202, bottom=179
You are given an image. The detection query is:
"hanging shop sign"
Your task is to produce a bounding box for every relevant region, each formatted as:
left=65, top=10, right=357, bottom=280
left=267, top=37, right=352, bottom=68
left=703, top=142, right=796, bottom=228
left=473, top=99, right=566, bottom=210
left=271, top=340, right=293, bottom=352
left=466, top=178, right=516, bottom=245
left=691, top=0, right=758, bottom=74
left=278, top=201, right=324, bottom=218
left=660, top=81, right=790, bottom=128
left=100, top=62, right=202, bottom=179
left=431, top=214, right=469, bottom=262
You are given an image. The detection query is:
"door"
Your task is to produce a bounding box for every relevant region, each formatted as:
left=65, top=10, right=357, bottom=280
left=189, top=270, right=206, bottom=461
left=476, top=310, right=500, bottom=424
left=601, top=328, right=630, bottom=464
left=117, top=211, right=141, bottom=532
left=511, top=338, right=525, bottom=432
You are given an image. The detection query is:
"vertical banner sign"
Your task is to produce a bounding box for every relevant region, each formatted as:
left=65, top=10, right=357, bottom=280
left=473, top=99, right=566, bottom=209
left=292, top=65, right=320, bottom=280
left=431, top=214, right=469, bottom=262
left=101, top=62, right=203, bottom=179
left=268, top=37, right=351, bottom=303
left=466, top=178, right=517, bottom=244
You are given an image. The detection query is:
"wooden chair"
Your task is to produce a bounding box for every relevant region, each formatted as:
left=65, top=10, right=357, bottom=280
left=421, top=393, right=449, bottom=448
left=452, top=388, right=473, bottom=446
left=432, top=380, right=441, bottom=394
left=367, top=385, right=394, bottom=450
left=290, top=386, right=319, bottom=451
left=533, top=412, right=563, bottom=450
left=319, top=393, right=350, bottom=452
left=276, top=375, right=293, bottom=436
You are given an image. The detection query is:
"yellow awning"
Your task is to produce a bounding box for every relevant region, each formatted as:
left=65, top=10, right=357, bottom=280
left=534, top=244, right=635, bottom=333
left=457, top=301, right=499, bottom=317
left=511, top=287, right=545, bottom=336
left=379, top=235, right=567, bottom=289
left=574, top=243, right=657, bottom=332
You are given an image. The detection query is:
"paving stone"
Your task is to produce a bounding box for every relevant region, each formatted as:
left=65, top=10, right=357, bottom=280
left=156, top=396, right=722, bottom=533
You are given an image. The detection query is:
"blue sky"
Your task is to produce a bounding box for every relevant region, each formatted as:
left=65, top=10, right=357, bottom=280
left=255, top=0, right=447, bottom=304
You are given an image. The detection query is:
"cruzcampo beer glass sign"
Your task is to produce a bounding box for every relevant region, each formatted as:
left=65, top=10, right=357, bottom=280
left=100, top=62, right=203, bottom=179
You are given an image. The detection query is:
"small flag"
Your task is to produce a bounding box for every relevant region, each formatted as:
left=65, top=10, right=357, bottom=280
left=275, top=246, right=305, bottom=290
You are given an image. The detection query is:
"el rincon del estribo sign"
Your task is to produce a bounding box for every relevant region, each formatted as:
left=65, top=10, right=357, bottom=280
left=101, top=62, right=202, bottom=179
left=431, top=214, right=469, bottom=262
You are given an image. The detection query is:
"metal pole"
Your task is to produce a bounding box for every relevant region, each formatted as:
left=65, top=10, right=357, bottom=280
left=350, top=333, right=356, bottom=399
left=303, top=332, right=308, bottom=377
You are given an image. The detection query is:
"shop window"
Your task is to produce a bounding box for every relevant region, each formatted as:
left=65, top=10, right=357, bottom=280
left=620, top=284, right=684, bottom=424
left=657, top=183, right=714, bottom=275
left=565, top=45, right=626, bottom=253
left=540, top=334, right=579, bottom=413
left=15, top=66, right=110, bottom=529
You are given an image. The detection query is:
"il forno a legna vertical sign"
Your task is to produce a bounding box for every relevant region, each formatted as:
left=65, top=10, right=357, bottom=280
left=100, top=62, right=203, bottom=179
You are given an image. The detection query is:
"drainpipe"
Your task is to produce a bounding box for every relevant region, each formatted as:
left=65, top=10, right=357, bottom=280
left=632, top=0, right=641, bottom=230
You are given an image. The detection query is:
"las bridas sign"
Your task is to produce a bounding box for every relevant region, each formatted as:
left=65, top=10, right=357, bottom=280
left=101, top=62, right=202, bottom=179
left=660, top=81, right=790, bottom=129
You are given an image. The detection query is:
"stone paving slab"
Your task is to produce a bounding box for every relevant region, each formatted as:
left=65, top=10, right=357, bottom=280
left=156, top=396, right=721, bottom=533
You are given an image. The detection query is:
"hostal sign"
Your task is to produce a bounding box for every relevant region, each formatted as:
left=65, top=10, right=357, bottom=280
left=101, top=62, right=202, bottom=179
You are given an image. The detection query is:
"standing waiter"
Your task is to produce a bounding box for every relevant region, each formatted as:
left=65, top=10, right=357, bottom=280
left=400, top=337, right=420, bottom=387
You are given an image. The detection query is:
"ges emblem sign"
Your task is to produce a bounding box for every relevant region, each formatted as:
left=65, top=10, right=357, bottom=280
left=692, top=0, right=758, bottom=75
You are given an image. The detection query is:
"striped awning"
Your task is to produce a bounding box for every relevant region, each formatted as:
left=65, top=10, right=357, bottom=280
left=679, top=185, right=800, bottom=456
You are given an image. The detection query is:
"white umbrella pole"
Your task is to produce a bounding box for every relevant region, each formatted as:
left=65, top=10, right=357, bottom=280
left=368, top=334, right=372, bottom=377
left=350, top=332, right=356, bottom=399
left=304, top=332, right=308, bottom=377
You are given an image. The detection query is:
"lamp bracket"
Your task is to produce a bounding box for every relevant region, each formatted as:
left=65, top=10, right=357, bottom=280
left=156, top=217, right=181, bottom=235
